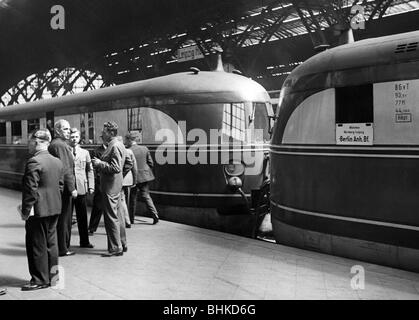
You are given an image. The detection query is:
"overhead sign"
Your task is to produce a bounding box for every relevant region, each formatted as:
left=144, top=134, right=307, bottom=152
left=177, top=45, right=204, bottom=62
left=336, top=123, right=373, bottom=145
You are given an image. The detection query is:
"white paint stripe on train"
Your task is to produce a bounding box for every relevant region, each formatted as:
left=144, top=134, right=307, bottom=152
left=150, top=190, right=251, bottom=197
left=270, top=150, right=419, bottom=159
left=271, top=200, right=419, bottom=232
left=270, top=144, right=419, bottom=151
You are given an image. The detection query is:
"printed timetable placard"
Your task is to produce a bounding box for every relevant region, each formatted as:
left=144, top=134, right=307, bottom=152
left=336, top=123, right=373, bottom=145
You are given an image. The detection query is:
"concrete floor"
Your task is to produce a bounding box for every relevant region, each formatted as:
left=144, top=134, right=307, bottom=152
left=1, top=187, right=419, bottom=300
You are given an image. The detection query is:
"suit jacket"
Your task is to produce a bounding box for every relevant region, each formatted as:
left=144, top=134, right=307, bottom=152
left=91, top=144, right=106, bottom=189
left=22, top=150, right=64, bottom=218
left=123, top=148, right=137, bottom=187
left=96, top=137, right=126, bottom=195
left=130, top=144, right=155, bottom=183
left=48, top=137, right=76, bottom=193
left=73, top=145, right=94, bottom=195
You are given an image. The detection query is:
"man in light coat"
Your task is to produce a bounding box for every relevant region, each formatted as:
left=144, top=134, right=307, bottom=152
left=69, top=128, right=94, bottom=248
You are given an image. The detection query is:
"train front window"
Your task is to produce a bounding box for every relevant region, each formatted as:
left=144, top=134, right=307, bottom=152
left=336, top=84, right=373, bottom=123
left=222, top=103, right=246, bottom=143
left=251, top=102, right=271, bottom=142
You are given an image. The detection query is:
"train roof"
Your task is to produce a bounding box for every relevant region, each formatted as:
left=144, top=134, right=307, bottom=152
left=288, top=30, right=419, bottom=82
left=0, top=70, right=269, bottom=120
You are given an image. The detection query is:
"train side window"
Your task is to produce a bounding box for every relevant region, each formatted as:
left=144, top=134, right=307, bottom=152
left=88, top=112, right=94, bottom=143
left=128, top=107, right=143, bottom=132
left=0, top=121, right=6, bottom=144
left=27, top=118, right=40, bottom=135
left=11, top=120, right=22, bottom=144
left=80, top=113, right=86, bottom=143
left=336, top=84, right=373, bottom=123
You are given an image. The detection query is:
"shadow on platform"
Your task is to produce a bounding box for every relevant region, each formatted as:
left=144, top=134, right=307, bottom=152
left=0, top=247, right=26, bottom=257
left=0, top=224, right=24, bottom=229
left=0, top=276, right=27, bottom=288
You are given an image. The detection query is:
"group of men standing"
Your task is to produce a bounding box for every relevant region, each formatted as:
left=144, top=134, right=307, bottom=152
left=19, top=119, right=159, bottom=291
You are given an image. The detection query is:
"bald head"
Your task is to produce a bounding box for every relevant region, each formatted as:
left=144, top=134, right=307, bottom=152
left=54, top=119, right=70, bottom=140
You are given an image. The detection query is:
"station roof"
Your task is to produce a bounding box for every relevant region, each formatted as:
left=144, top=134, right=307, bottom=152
left=0, top=0, right=418, bottom=96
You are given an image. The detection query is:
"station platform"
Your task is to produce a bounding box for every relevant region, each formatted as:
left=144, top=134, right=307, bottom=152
left=1, top=187, right=419, bottom=300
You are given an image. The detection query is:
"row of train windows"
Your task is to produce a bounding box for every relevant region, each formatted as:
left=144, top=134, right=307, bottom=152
left=0, top=113, right=94, bottom=145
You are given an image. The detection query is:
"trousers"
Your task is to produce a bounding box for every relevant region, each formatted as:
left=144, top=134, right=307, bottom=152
left=129, top=182, right=159, bottom=220
left=88, top=189, right=103, bottom=232
left=57, top=191, right=73, bottom=255
left=102, top=192, right=127, bottom=253
left=25, top=215, right=59, bottom=285
left=73, top=195, right=90, bottom=245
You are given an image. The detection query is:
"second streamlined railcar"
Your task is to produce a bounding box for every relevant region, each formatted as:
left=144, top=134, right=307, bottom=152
left=0, top=63, right=273, bottom=237
left=270, top=30, right=419, bottom=272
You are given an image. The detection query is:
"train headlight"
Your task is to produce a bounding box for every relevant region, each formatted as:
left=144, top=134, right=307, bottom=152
left=224, top=162, right=245, bottom=176
left=228, top=176, right=243, bottom=189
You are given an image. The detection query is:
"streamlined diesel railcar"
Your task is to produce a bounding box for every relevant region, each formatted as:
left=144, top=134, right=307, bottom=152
left=270, top=30, right=419, bottom=272
left=0, top=65, right=273, bottom=236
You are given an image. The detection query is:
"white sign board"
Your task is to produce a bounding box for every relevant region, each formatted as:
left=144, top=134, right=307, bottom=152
left=177, top=45, right=204, bottom=62
left=336, top=123, right=373, bottom=145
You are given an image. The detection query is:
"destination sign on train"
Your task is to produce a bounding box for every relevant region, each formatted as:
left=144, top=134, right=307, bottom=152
left=336, top=123, right=373, bottom=145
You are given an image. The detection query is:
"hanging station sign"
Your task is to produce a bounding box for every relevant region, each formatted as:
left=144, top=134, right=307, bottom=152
left=177, top=45, right=204, bottom=62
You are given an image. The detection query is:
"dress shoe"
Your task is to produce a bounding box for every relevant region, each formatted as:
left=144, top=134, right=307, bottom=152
left=153, top=216, right=159, bottom=225
left=59, top=251, right=76, bottom=257
left=123, top=246, right=128, bottom=253
left=21, top=283, right=49, bottom=291
left=80, top=243, right=94, bottom=248
left=101, top=251, right=123, bottom=257
left=88, top=230, right=94, bottom=236
left=125, top=224, right=131, bottom=228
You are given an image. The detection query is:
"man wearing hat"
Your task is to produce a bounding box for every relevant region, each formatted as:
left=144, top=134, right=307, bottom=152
left=20, top=129, right=64, bottom=291
left=125, top=131, right=159, bottom=225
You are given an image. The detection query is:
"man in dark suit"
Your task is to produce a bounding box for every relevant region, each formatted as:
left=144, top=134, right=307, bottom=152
left=21, top=129, right=64, bottom=291
left=88, top=135, right=107, bottom=235
left=125, top=131, right=159, bottom=225
left=92, top=121, right=127, bottom=256
left=48, top=119, right=77, bottom=257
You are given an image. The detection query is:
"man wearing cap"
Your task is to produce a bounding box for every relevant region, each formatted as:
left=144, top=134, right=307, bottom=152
left=20, top=129, right=64, bottom=291
left=92, top=121, right=127, bottom=256
left=125, top=131, right=159, bottom=225
left=48, top=119, right=78, bottom=257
